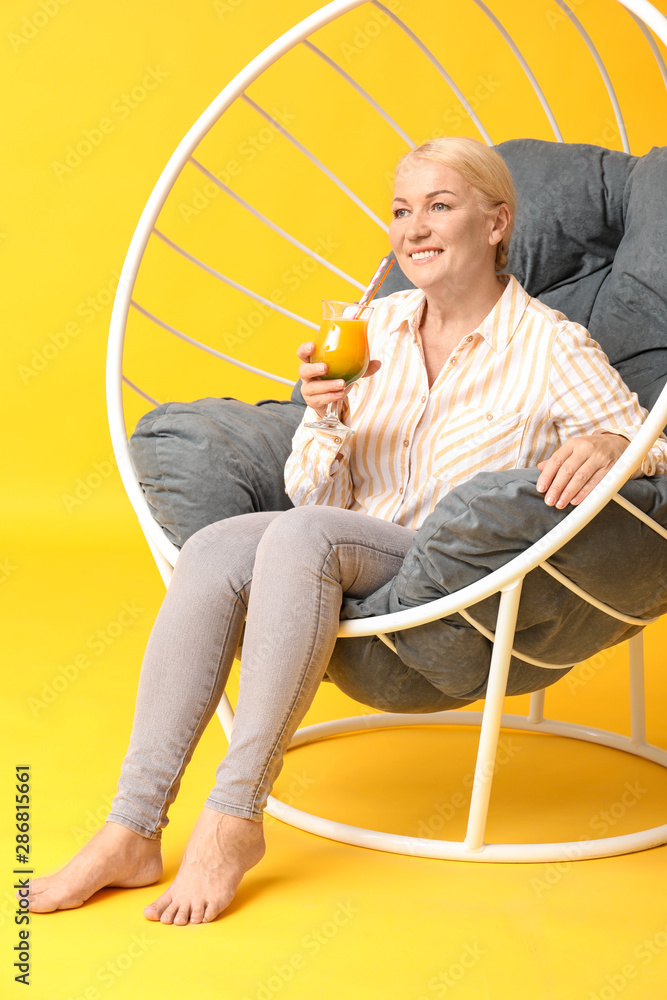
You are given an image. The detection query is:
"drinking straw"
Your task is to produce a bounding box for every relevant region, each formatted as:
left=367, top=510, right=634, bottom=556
left=354, top=256, right=396, bottom=318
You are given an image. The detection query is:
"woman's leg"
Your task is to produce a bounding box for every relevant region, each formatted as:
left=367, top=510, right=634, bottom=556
left=26, top=511, right=282, bottom=915
left=146, top=505, right=416, bottom=924
left=108, top=510, right=282, bottom=837
left=208, top=505, right=417, bottom=818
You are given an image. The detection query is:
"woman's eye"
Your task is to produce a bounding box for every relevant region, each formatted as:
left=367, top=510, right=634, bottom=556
left=433, top=202, right=449, bottom=212
left=392, top=207, right=409, bottom=219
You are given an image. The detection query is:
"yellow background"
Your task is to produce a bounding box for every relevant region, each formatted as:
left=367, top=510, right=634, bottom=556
left=3, top=1, right=667, bottom=998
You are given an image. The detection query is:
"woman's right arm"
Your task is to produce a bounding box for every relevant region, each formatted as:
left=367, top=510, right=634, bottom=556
left=284, top=343, right=380, bottom=510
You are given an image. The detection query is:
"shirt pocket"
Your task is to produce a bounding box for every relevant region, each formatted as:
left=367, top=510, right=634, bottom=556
left=430, top=406, right=526, bottom=487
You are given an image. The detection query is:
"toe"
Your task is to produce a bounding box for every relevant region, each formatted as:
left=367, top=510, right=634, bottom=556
left=159, top=900, right=182, bottom=925
left=189, top=903, right=206, bottom=924
left=144, top=892, right=171, bottom=921
left=202, top=899, right=223, bottom=923
left=172, top=907, right=191, bottom=926
left=26, top=892, right=57, bottom=914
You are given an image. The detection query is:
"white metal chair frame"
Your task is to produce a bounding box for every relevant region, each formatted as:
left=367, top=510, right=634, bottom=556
left=107, top=0, right=667, bottom=863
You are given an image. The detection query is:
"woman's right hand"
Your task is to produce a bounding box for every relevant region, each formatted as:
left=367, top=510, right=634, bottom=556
left=296, top=342, right=381, bottom=418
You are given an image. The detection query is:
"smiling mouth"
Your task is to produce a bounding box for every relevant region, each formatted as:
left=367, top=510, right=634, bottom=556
left=410, top=249, right=443, bottom=261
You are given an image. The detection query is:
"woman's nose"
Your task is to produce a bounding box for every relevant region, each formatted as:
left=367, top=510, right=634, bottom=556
left=405, top=210, right=430, bottom=239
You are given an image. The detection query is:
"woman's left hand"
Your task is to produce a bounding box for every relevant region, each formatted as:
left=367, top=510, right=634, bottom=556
left=536, top=432, right=633, bottom=509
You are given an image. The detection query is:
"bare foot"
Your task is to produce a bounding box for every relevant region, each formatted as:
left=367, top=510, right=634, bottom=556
left=144, top=807, right=265, bottom=925
left=24, top=822, right=162, bottom=913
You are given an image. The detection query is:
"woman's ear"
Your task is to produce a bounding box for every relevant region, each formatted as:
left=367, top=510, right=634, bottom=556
left=489, top=203, right=511, bottom=247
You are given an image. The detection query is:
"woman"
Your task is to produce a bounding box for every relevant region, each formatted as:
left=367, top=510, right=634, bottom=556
left=26, top=138, right=667, bottom=925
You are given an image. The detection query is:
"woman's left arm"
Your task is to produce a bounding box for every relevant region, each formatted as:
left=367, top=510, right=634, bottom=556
left=535, top=323, right=667, bottom=509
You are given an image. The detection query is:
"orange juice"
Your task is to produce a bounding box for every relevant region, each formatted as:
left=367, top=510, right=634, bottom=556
left=312, top=318, right=370, bottom=384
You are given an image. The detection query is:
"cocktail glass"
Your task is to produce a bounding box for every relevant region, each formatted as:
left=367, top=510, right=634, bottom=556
left=304, top=300, right=372, bottom=431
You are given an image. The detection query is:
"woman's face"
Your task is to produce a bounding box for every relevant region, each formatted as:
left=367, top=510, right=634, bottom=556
left=389, top=157, right=503, bottom=294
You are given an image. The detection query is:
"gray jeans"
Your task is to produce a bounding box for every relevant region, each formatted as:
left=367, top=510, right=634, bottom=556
left=108, top=505, right=457, bottom=837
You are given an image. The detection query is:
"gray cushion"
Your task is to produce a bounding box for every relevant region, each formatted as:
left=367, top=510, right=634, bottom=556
left=330, top=470, right=667, bottom=711
left=129, top=397, right=304, bottom=547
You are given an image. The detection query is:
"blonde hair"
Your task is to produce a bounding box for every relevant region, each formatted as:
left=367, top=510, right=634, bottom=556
left=395, top=137, right=515, bottom=272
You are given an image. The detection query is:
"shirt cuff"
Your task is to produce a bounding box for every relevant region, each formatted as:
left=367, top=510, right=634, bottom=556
left=303, top=407, right=354, bottom=448
left=597, top=429, right=644, bottom=478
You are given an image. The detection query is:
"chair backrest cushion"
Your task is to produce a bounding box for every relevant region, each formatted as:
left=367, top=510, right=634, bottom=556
left=130, top=397, right=303, bottom=547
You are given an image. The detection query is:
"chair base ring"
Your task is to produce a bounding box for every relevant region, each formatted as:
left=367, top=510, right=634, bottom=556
left=263, top=711, right=667, bottom=863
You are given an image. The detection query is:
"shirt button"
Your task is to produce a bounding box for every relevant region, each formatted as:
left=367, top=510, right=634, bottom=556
left=334, top=437, right=341, bottom=443
left=403, top=440, right=409, bottom=448
left=450, top=358, right=457, bottom=365
left=466, top=336, right=473, bottom=342
left=399, top=487, right=404, bottom=494
left=421, top=395, right=427, bottom=403
left=486, top=413, right=493, bottom=421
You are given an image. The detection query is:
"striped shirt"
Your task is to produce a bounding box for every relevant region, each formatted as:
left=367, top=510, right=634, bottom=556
left=285, top=275, right=667, bottom=530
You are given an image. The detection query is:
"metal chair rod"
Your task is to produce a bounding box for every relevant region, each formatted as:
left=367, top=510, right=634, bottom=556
left=554, top=0, right=630, bottom=152
left=121, top=375, right=160, bottom=406
left=611, top=492, right=667, bottom=541
left=190, top=155, right=366, bottom=291
left=153, top=227, right=319, bottom=333
left=371, top=0, right=493, bottom=146
left=303, top=40, right=417, bottom=148
left=471, top=0, right=564, bottom=142
left=618, top=0, right=667, bottom=44
left=629, top=633, right=647, bottom=746
left=459, top=607, right=574, bottom=670
left=539, top=559, right=659, bottom=626
left=465, top=579, right=524, bottom=851
left=528, top=689, right=546, bottom=724
left=130, top=300, right=296, bottom=387
left=626, top=9, right=667, bottom=90
left=241, top=93, right=389, bottom=232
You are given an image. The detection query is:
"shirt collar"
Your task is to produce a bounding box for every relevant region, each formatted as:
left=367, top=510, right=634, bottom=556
left=389, top=274, right=531, bottom=351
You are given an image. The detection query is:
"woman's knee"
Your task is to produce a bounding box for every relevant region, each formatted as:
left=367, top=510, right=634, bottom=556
left=256, top=506, right=340, bottom=563
left=175, top=513, right=274, bottom=591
